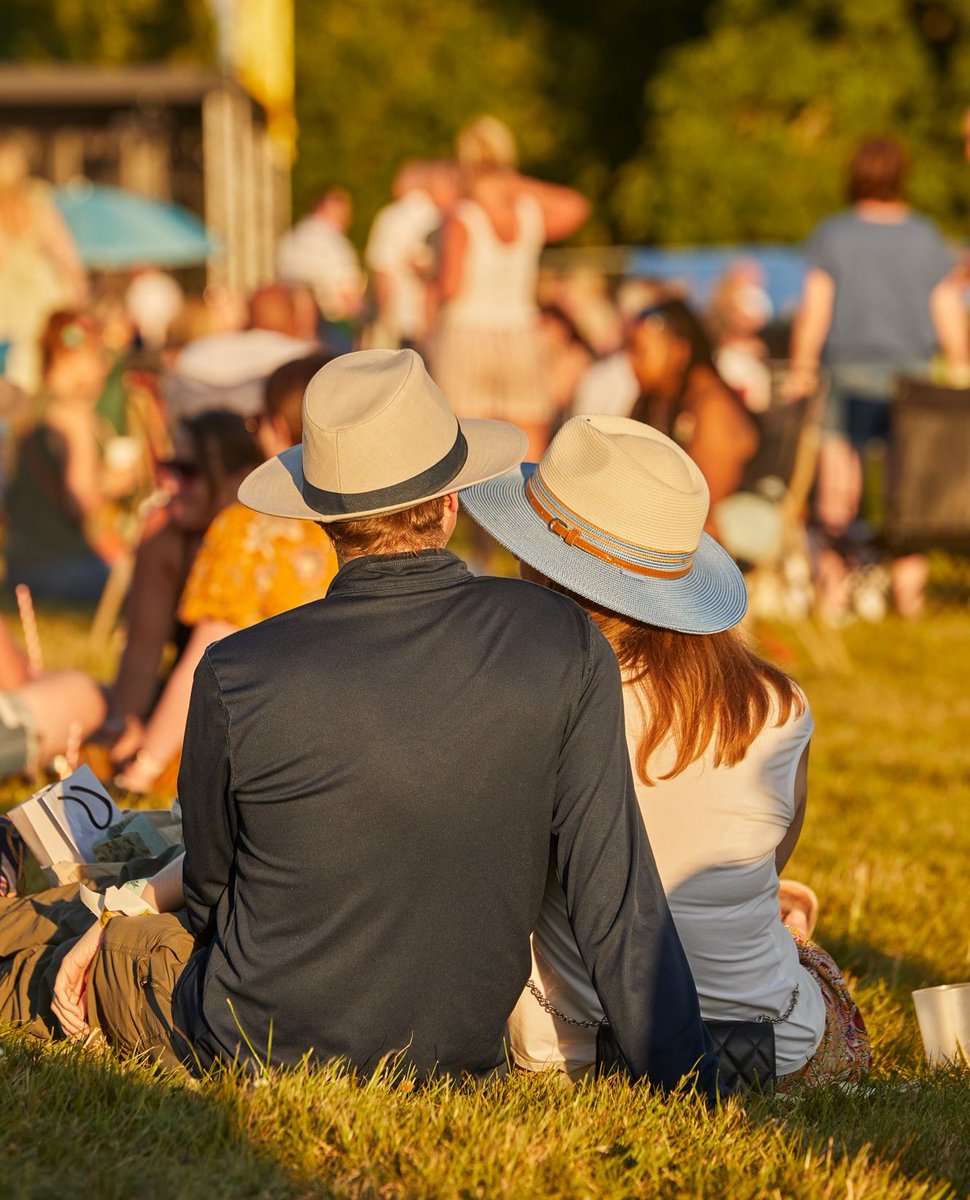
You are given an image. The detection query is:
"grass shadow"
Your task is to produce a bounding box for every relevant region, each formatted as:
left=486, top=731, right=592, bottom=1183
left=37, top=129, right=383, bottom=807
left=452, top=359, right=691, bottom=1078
left=0, top=1032, right=299, bottom=1200
left=825, top=933, right=962, bottom=997
left=744, top=1071, right=970, bottom=1199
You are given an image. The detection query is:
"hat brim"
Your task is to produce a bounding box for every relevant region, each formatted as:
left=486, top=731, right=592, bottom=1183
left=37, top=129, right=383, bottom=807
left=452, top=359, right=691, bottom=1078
left=239, top=419, right=527, bottom=522
left=460, top=464, right=748, bottom=635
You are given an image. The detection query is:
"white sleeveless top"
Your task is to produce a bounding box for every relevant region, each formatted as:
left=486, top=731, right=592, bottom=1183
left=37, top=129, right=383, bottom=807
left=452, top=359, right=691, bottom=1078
left=440, top=195, right=543, bottom=329
left=509, top=688, right=824, bottom=1077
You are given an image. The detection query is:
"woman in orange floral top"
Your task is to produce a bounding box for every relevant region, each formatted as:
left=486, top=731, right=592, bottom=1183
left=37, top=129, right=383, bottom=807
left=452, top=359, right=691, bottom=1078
left=179, top=500, right=337, bottom=630
left=116, top=354, right=337, bottom=793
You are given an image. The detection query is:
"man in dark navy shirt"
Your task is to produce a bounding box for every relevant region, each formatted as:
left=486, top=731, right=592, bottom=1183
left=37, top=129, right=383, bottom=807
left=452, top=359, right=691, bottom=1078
left=41, top=350, right=717, bottom=1096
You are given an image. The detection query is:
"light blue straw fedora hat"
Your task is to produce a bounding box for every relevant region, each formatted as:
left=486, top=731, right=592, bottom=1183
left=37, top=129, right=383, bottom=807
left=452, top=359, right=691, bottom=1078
left=460, top=414, right=748, bottom=635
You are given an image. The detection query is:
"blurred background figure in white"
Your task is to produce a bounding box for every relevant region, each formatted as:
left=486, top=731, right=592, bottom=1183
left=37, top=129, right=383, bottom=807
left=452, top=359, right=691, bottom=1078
left=431, top=115, right=589, bottom=460
left=365, top=159, right=458, bottom=352
left=276, top=186, right=364, bottom=353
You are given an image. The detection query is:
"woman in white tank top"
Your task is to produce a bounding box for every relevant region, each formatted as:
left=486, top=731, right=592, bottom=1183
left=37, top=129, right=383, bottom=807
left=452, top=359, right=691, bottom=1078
left=432, top=117, right=588, bottom=459
left=460, top=414, right=872, bottom=1089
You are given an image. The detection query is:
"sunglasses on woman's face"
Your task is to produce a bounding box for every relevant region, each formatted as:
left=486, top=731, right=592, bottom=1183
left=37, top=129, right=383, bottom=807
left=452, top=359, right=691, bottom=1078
left=158, top=458, right=201, bottom=481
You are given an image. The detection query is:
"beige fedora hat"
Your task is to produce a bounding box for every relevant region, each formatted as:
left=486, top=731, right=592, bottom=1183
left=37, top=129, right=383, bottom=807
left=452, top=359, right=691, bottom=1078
left=460, top=415, right=747, bottom=634
left=239, top=348, right=527, bottom=521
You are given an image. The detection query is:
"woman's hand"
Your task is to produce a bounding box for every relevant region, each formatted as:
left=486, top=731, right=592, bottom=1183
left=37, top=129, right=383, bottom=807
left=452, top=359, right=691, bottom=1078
left=51, top=920, right=104, bottom=1040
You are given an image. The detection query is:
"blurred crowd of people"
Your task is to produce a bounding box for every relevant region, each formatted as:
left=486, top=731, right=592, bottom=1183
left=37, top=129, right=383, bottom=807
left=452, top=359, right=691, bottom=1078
left=0, top=120, right=966, bottom=783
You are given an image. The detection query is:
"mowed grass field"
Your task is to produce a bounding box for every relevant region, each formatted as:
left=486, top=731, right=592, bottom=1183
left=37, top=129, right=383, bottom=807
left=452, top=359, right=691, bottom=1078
left=1, top=605, right=968, bottom=1200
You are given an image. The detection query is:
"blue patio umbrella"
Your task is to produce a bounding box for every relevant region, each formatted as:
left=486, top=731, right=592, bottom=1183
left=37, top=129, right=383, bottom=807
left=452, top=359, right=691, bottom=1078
left=54, top=182, right=217, bottom=270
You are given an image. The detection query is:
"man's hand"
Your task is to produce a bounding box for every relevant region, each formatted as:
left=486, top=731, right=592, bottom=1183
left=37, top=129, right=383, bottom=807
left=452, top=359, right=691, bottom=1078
left=51, top=921, right=104, bottom=1040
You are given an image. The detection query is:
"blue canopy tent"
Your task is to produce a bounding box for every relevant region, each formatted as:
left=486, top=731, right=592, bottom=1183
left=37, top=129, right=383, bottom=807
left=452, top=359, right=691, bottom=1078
left=54, top=182, right=217, bottom=270
left=626, top=245, right=808, bottom=317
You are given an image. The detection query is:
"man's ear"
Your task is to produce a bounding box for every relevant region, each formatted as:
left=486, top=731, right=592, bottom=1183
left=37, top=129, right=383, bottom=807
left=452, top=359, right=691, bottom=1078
left=441, top=492, right=460, bottom=539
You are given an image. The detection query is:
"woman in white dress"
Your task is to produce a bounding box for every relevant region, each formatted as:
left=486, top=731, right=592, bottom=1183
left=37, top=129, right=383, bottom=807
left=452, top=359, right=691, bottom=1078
left=432, top=117, right=588, bottom=460
left=460, top=415, right=871, bottom=1088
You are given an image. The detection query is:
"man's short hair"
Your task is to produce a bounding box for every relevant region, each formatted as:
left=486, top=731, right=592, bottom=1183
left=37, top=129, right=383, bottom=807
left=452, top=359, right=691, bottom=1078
left=847, top=138, right=907, bottom=203
left=324, top=496, right=448, bottom=559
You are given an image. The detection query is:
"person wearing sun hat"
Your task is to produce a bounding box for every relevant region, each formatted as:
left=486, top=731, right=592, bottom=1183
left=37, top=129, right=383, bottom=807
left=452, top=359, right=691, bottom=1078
left=17, top=350, right=716, bottom=1094
left=180, top=351, right=717, bottom=1089
left=461, top=415, right=871, bottom=1088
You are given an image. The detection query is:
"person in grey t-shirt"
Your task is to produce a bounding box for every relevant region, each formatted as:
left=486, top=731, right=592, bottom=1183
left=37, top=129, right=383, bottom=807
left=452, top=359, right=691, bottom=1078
left=789, top=137, right=969, bottom=619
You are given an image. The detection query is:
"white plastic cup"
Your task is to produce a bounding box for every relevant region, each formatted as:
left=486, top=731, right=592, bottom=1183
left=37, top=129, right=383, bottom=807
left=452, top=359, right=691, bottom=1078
left=912, top=982, right=970, bottom=1065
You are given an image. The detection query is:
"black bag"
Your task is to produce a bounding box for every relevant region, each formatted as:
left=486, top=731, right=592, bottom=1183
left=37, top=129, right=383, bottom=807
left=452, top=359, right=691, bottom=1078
left=595, top=1019, right=776, bottom=1093
left=704, top=1020, right=776, bottom=1093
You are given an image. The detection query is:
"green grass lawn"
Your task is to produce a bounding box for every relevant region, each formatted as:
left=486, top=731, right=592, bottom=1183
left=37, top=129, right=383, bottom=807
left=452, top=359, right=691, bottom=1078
left=1, top=608, right=969, bottom=1199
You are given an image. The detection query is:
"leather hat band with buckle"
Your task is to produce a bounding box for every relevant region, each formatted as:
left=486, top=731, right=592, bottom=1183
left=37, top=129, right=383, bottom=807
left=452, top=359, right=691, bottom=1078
left=525, top=472, right=695, bottom=580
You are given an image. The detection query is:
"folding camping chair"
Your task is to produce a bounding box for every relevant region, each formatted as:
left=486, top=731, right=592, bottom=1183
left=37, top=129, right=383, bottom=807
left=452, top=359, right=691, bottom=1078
left=887, top=376, right=970, bottom=553
left=886, top=377, right=970, bottom=604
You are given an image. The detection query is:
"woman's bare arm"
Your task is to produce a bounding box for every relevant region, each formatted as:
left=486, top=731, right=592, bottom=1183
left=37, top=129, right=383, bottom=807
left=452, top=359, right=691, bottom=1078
left=688, top=372, right=759, bottom=522
left=929, top=275, right=970, bottom=375
left=513, top=176, right=590, bottom=242
left=775, top=741, right=810, bottom=874
left=434, top=216, right=468, bottom=306
left=789, top=268, right=835, bottom=393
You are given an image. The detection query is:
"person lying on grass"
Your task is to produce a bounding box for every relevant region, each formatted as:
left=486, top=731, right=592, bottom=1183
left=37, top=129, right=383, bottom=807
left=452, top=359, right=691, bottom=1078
left=460, top=415, right=872, bottom=1088
left=0, top=350, right=718, bottom=1098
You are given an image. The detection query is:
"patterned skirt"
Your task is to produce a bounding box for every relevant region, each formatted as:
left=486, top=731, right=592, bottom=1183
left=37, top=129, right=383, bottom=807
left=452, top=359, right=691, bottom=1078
left=777, top=929, right=872, bottom=1089
left=431, top=321, right=551, bottom=426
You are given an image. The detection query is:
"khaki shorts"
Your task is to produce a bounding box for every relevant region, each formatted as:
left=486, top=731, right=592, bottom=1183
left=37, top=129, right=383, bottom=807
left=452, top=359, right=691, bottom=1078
left=0, top=883, right=197, bottom=1072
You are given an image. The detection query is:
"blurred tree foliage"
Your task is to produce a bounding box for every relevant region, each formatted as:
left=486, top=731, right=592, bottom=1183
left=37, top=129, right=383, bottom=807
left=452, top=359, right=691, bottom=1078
left=291, top=0, right=713, bottom=242
left=0, top=0, right=214, bottom=65
left=293, top=0, right=970, bottom=245
left=613, top=0, right=970, bottom=243
left=291, top=0, right=562, bottom=242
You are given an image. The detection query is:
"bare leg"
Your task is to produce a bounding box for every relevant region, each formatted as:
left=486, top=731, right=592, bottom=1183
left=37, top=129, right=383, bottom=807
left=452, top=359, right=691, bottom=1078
left=814, top=436, right=862, bottom=621
left=814, top=548, right=852, bottom=623
left=890, top=553, right=929, bottom=618
left=16, top=672, right=106, bottom=765
left=115, top=619, right=236, bottom=793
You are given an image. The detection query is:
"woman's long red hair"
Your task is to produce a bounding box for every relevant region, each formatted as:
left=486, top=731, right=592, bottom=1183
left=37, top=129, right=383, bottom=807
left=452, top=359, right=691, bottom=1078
left=562, top=589, right=803, bottom=786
